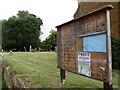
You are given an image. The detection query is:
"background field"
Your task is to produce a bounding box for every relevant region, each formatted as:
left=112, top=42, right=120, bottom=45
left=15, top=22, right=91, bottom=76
left=1, top=52, right=119, bottom=88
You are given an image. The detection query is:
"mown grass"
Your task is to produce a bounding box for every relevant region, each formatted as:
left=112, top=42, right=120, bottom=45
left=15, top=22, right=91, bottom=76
left=0, top=56, right=2, bottom=89
left=0, top=69, right=2, bottom=89
left=1, top=52, right=119, bottom=88
left=0, top=55, right=8, bottom=89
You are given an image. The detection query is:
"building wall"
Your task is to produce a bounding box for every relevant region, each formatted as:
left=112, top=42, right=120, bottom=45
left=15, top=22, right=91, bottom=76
left=74, top=2, right=120, bottom=38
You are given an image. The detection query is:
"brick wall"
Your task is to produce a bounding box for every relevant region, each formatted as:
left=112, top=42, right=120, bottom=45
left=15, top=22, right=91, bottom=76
left=74, top=2, right=120, bottom=38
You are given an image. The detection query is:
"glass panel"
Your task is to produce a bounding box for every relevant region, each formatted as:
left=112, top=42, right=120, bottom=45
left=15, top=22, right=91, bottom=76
left=83, top=34, right=106, bottom=52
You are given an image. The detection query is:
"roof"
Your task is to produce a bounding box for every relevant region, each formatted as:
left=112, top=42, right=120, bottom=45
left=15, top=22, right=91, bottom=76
left=56, top=5, right=114, bottom=28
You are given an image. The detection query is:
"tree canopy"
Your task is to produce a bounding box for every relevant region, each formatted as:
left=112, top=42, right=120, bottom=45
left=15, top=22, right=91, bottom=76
left=2, top=11, right=43, bottom=51
left=40, top=30, right=57, bottom=51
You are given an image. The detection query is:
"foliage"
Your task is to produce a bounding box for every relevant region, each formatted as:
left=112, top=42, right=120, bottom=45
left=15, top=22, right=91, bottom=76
left=111, top=36, right=120, bottom=70
left=40, top=30, right=57, bottom=51
left=2, top=11, right=43, bottom=51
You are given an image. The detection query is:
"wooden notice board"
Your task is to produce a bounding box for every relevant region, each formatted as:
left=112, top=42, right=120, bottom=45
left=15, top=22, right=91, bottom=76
left=56, top=5, right=113, bottom=84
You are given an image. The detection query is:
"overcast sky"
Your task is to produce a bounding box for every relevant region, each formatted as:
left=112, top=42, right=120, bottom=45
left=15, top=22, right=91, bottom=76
left=0, top=0, right=78, bottom=41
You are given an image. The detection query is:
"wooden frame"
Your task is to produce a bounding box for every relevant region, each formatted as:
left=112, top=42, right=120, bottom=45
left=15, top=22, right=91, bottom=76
left=56, top=5, right=113, bottom=85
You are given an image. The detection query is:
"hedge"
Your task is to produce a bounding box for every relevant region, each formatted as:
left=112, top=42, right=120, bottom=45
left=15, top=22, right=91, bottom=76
left=111, top=36, right=120, bottom=70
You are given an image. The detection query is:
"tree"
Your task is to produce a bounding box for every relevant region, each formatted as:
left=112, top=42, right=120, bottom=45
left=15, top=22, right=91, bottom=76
left=40, top=30, right=57, bottom=51
left=2, top=11, right=43, bottom=51
left=48, top=30, right=57, bottom=51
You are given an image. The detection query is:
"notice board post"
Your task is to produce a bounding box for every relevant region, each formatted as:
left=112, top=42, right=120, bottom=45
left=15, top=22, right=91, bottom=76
left=56, top=5, right=114, bottom=88
left=103, top=9, right=113, bottom=90
left=60, top=69, right=65, bottom=84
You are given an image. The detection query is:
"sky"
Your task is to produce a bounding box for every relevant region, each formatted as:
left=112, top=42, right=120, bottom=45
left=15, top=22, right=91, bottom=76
left=0, top=0, right=78, bottom=41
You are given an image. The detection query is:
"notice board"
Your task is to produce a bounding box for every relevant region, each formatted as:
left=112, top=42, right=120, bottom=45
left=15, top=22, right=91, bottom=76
left=56, top=5, right=113, bottom=84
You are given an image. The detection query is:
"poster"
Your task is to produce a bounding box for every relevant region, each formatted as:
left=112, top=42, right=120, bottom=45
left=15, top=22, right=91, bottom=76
left=78, top=52, right=91, bottom=77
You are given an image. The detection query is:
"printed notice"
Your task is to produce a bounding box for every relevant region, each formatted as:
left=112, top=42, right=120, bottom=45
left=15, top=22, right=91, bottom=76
left=78, top=52, right=91, bottom=77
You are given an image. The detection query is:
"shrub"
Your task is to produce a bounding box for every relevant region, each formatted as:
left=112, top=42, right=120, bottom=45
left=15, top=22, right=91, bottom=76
left=111, top=36, right=120, bottom=70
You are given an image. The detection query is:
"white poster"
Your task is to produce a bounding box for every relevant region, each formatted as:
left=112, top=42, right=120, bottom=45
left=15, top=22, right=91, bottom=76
left=78, top=52, right=91, bottom=77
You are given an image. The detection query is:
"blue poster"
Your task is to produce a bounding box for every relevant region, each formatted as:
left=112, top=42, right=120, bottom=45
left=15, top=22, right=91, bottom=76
left=83, top=34, right=106, bottom=52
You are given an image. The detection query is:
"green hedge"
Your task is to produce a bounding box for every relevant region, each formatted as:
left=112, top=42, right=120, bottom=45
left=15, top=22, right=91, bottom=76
left=111, top=37, right=120, bottom=70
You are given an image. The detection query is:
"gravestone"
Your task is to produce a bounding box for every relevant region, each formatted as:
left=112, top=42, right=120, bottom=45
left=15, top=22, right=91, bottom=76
left=29, top=45, right=32, bottom=52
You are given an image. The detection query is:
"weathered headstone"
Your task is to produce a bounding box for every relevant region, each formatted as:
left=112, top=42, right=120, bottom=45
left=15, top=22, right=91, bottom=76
left=55, top=46, right=57, bottom=53
left=9, top=50, right=13, bottom=55
left=29, top=45, right=32, bottom=52
left=39, top=48, right=41, bottom=52
left=2, top=49, right=4, bottom=52
left=34, top=48, right=37, bottom=52
left=24, top=47, right=27, bottom=52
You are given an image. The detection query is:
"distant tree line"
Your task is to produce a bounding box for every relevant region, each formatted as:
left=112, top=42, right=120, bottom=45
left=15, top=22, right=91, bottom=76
left=2, top=10, right=57, bottom=52
left=40, top=30, right=57, bottom=51
left=2, top=11, right=43, bottom=51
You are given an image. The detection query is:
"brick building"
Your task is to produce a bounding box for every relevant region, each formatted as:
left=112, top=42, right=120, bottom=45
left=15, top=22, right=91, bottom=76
left=74, top=1, right=120, bottom=38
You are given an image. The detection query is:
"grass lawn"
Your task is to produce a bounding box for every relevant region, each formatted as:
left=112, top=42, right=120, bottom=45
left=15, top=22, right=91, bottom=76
left=0, top=56, right=2, bottom=89
left=0, top=67, right=2, bottom=90
left=1, top=52, right=119, bottom=88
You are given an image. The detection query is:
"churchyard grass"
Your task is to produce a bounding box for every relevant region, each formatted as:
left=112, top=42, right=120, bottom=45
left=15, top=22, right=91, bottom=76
left=0, top=52, right=119, bottom=88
